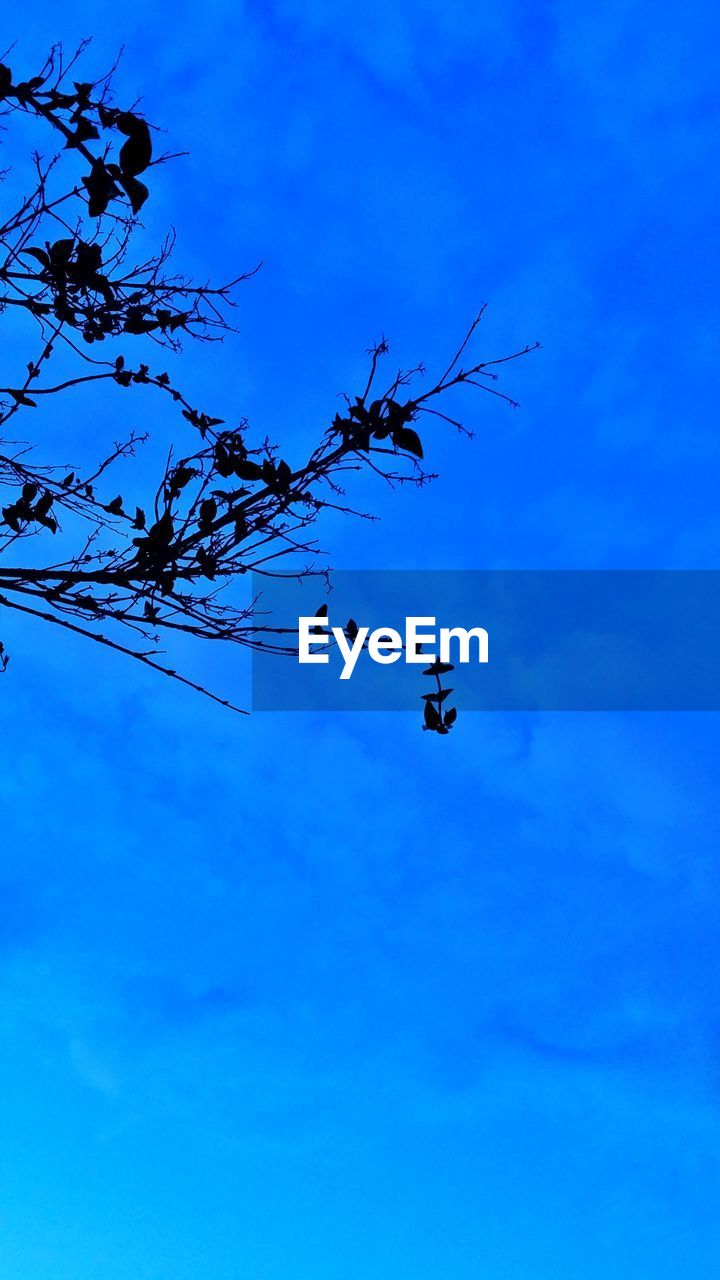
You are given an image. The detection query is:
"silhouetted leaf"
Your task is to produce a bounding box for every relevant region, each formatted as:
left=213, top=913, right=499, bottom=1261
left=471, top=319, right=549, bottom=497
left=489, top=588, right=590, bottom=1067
left=421, top=687, right=453, bottom=703
left=20, top=247, right=50, bottom=269
left=64, top=118, right=100, bottom=148
left=120, top=174, right=149, bottom=214
left=392, top=425, right=423, bottom=458
left=168, top=465, right=195, bottom=498
left=10, top=390, right=37, bottom=407
left=82, top=158, right=120, bottom=217
left=276, top=460, right=292, bottom=489
left=198, top=498, right=217, bottom=533
left=2, top=505, right=21, bottom=533
left=214, top=443, right=234, bottom=477
left=146, top=513, right=174, bottom=544
left=117, top=112, right=153, bottom=175
left=233, top=459, right=264, bottom=482
left=422, top=660, right=455, bottom=675
left=34, top=491, right=53, bottom=517
left=423, top=700, right=441, bottom=730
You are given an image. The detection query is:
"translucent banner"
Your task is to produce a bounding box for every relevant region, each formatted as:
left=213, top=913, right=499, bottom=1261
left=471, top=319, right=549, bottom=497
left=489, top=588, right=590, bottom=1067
left=250, top=571, right=720, bottom=711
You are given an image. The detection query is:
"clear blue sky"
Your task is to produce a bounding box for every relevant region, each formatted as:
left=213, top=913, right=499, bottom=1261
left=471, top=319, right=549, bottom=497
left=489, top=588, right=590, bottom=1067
left=2, top=3, right=720, bottom=1277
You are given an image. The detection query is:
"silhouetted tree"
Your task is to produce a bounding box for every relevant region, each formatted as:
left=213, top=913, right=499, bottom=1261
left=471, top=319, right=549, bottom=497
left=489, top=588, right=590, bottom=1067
left=0, top=42, right=536, bottom=725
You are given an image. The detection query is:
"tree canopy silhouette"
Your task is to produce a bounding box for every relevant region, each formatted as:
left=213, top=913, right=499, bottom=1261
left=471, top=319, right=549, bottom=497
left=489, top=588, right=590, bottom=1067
left=0, top=41, right=537, bottom=725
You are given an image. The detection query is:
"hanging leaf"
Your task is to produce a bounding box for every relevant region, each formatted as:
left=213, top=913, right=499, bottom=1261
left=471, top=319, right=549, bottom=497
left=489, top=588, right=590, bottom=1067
left=2, top=505, right=21, bottom=533
left=82, top=159, right=120, bottom=217
left=423, top=700, right=441, bottom=731
left=392, top=425, right=423, bottom=458
left=120, top=174, right=149, bottom=214
left=117, top=114, right=153, bottom=175
left=198, top=498, right=217, bottom=534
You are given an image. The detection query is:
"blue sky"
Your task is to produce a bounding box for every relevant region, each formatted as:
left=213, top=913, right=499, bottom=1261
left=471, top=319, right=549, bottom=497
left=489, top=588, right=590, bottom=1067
left=1, top=2, right=720, bottom=1277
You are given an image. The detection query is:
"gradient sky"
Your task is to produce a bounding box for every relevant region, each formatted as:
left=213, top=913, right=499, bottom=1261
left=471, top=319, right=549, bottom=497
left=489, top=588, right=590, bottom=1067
left=1, top=2, right=720, bottom=1277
